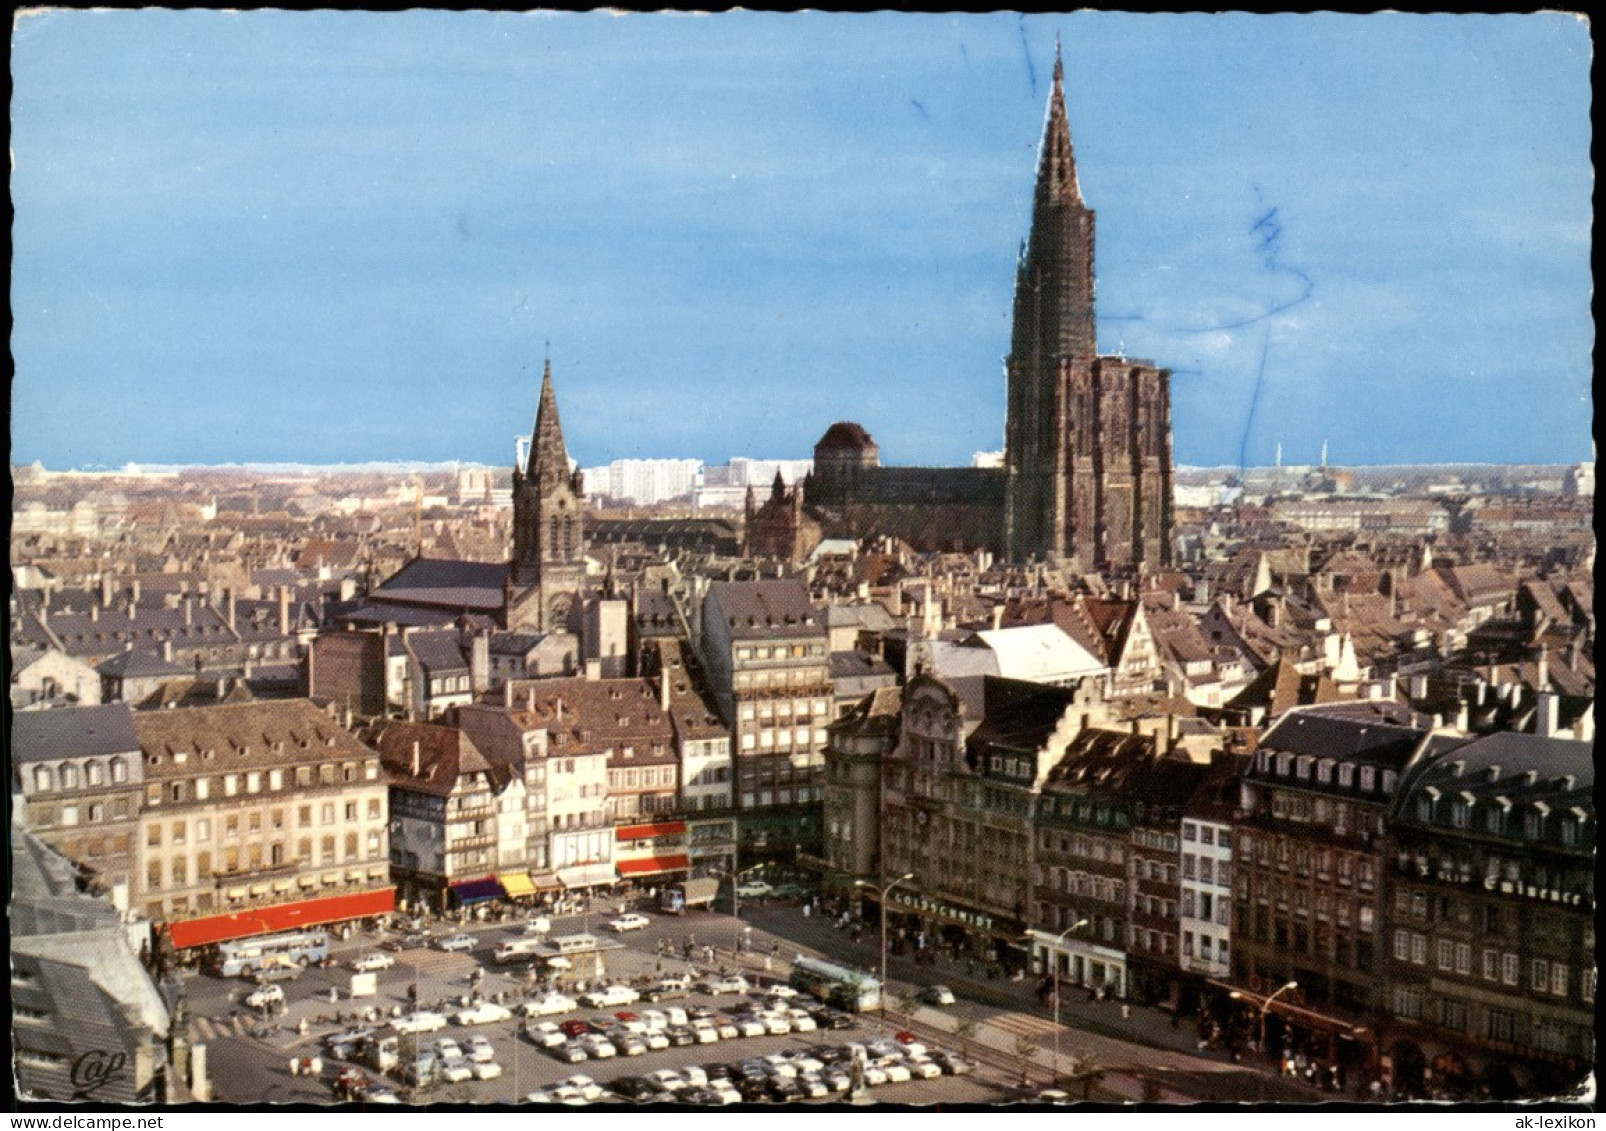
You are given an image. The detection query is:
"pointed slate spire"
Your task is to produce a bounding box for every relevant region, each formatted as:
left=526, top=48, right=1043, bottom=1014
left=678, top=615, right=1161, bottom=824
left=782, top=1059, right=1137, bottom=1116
left=527, top=358, right=571, bottom=490
left=1036, top=39, right=1084, bottom=211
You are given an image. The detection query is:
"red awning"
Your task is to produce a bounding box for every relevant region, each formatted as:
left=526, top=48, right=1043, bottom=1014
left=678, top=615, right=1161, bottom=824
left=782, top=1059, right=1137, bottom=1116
left=165, top=887, right=396, bottom=949
left=616, top=854, right=691, bottom=877
left=614, top=821, right=687, bottom=842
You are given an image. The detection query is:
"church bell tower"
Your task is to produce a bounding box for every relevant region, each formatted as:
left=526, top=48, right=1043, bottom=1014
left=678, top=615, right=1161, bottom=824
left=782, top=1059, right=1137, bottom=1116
left=510, top=359, right=586, bottom=631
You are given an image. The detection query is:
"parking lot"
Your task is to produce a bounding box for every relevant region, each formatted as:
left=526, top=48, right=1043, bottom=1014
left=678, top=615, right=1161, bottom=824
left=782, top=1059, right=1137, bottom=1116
left=178, top=904, right=1016, bottom=1105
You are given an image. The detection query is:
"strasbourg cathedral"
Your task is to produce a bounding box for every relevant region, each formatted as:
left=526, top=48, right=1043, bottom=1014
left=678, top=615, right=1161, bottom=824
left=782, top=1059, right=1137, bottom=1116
left=803, top=51, right=1175, bottom=574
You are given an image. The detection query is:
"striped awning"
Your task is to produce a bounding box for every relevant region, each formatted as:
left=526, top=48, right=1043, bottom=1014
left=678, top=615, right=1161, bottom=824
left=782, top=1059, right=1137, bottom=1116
left=556, top=863, right=616, bottom=890
left=499, top=872, right=537, bottom=899
left=529, top=872, right=563, bottom=893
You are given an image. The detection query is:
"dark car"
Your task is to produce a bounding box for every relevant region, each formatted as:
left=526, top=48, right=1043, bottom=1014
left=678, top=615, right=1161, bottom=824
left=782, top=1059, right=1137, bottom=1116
left=610, top=1076, right=667, bottom=1104
left=932, top=1049, right=976, bottom=1076
left=676, top=1086, right=720, bottom=1107
left=735, top=1076, right=771, bottom=1102
left=703, top=1062, right=736, bottom=1082
left=666, top=1026, right=697, bottom=1047
left=808, top=1006, right=854, bottom=1030
left=766, top=1076, right=804, bottom=1103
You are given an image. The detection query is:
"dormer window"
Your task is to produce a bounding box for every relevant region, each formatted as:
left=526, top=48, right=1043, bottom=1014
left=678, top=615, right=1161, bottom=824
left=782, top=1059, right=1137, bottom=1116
left=1338, top=764, right=1354, bottom=789
left=1359, top=766, right=1376, bottom=792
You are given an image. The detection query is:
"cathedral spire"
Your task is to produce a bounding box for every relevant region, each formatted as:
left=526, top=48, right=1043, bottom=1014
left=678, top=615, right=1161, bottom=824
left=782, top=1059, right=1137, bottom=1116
left=1037, top=38, right=1084, bottom=210
left=527, top=358, right=571, bottom=488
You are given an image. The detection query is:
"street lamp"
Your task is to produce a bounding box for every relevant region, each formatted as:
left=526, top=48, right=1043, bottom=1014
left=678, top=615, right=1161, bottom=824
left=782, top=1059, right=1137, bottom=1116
left=1231, top=979, right=1298, bottom=1058
left=1050, top=919, right=1090, bottom=1088
left=854, top=872, right=915, bottom=1013
left=710, top=861, right=767, bottom=959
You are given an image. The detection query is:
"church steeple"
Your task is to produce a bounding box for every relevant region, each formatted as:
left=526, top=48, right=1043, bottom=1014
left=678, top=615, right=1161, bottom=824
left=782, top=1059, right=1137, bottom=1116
left=1036, top=41, right=1085, bottom=211
left=527, top=358, right=571, bottom=491
left=510, top=356, right=585, bottom=630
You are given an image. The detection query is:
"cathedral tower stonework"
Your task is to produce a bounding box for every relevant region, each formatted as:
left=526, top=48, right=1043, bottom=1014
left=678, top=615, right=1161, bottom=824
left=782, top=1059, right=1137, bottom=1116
left=509, top=360, right=586, bottom=632
left=1003, top=50, right=1174, bottom=573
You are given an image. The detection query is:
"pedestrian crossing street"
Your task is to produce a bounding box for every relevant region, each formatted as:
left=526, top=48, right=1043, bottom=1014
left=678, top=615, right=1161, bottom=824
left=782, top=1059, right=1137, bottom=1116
left=189, top=1014, right=252, bottom=1041
left=986, top=1011, right=1060, bottom=1040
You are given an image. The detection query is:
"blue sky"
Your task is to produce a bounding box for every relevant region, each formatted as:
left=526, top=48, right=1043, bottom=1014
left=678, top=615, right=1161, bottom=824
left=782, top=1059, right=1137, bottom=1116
left=10, top=11, right=1593, bottom=470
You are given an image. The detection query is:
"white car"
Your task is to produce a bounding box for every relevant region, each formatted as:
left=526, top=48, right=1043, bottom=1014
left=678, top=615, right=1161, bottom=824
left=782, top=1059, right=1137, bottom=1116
left=787, top=1009, right=817, bottom=1032
left=351, top=952, right=395, bottom=972
left=521, top=916, right=553, bottom=935
left=707, top=1081, right=742, bottom=1106
left=734, top=1016, right=767, bottom=1038
left=579, top=1033, right=617, bottom=1059
left=393, top=1011, right=447, bottom=1034
left=735, top=880, right=773, bottom=898
left=580, top=984, right=639, bottom=1008
left=471, top=1061, right=503, bottom=1081
left=434, top=1037, right=463, bottom=1060
left=525, top=1020, right=566, bottom=1047
left=438, top=1055, right=473, bottom=1084
left=647, top=1069, right=687, bottom=1093
left=608, top=912, right=651, bottom=933
left=862, top=1064, right=889, bottom=1087
left=681, top=1066, right=709, bottom=1087
left=689, top=1020, right=720, bottom=1044
left=643, top=1029, right=671, bottom=1050
left=760, top=1013, right=791, bottom=1035
left=434, top=933, right=475, bottom=953
left=453, top=1001, right=513, bottom=1026
left=464, top=1036, right=496, bottom=1064
left=906, top=1056, right=942, bottom=1079
left=243, top=984, right=284, bottom=1010
left=522, top=992, right=578, bottom=1017
left=880, top=1061, right=913, bottom=1084
left=698, top=974, right=749, bottom=995
left=761, top=984, right=800, bottom=999
left=560, top=1074, right=606, bottom=1101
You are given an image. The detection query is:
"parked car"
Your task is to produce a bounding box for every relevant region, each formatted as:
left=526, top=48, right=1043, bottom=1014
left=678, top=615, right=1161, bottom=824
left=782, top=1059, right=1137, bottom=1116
left=642, top=1029, right=671, bottom=1051
left=351, top=952, right=395, bottom=972
left=906, top=1056, right=943, bottom=1079
left=646, top=1069, right=688, bottom=1093
left=438, top=1055, right=473, bottom=1084
left=697, top=974, right=749, bottom=995
left=921, top=984, right=956, bottom=1006
left=610, top=1076, right=667, bottom=1104
left=609, top=1030, right=648, bottom=1056
left=382, top=932, right=429, bottom=952
left=551, top=1042, right=589, bottom=1064
left=735, top=880, right=773, bottom=899
left=471, top=1061, right=503, bottom=1081
left=243, top=984, right=284, bottom=1010
left=559, top=1019, right=595, bottom=1038
left=795, top=1075, right=830, bottom=1099
left=393, top=1011, right=447, bottom=1035
left=689, top=1020, right=720, bottom=1044
left=453, top=1001, right=513, bottom=1026
left=250, top=964, right=301, bottom=985
left=434, top=933, right=475, bottom=953
left=524, top=1020, right=566, bottom=1048
left=579, top=1033, right=617, bottom=1059
left=522, top=992, right=578, bottom=1017
left=608, top=912, right=651, bottom=933
left=666, top=1025, right=698, bottom=1047
left=560, top=1074, right=607, bottom=1101
left=580, top=984, right=640, bottom=1008
left=464, top=1036, right=496, bottom=1064
left=932, top=1050, right=976, bottom=1075
left=434, top=1037, right=462, bottom=1061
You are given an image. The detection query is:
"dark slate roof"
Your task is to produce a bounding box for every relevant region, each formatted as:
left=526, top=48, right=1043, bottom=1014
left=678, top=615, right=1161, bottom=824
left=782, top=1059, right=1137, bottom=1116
left=489, top=631, right=548, bottom=656
left=709, top=579, right=824, bottom=640
left=829, top=650, right=898, bottom=681
left=337, top=601, right=463, bottom=628
left=95, top=650, right=192, bottom=679
left=1257, top=704, right=1426, bottom=773
left=373, top=556, right=509, bottom=611
left=12, top=703, right=140, bottom=763
left=405, top=628, right=471, bottom=674
left=967, top=677, right=1081, bottom=756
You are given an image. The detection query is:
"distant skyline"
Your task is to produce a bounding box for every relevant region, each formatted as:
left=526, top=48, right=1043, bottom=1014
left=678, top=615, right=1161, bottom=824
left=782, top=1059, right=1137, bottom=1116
left=10, top=11, right=1593, bottom=471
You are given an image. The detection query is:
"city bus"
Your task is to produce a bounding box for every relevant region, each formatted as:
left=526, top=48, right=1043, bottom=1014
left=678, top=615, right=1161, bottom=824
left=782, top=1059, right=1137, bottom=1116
left=209, top=929, right=331, bottom=977
left=789, top=954, right=882, bottom=1012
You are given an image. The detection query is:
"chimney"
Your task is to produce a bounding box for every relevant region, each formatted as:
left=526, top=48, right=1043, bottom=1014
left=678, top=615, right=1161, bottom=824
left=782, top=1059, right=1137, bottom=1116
left=1536, top=691, right=1559, bottom=738
left=278, top=585, right=291, bottom=636
left=131, top=578, right=141, bottom=604
left=411, top=740, right=421, bottom=777
left=127, top=601, right=136, bottom=621
left=660, top=668, right=671, bottom=713
left=100, top=574, right=114, bottom=607
left=990, top=604, right=1005, bottom=631
left=162, top=640, right=173, bottom=664
left=1455, top=698, right=1470, bottom=733
left=225, top=588, right=237, bottom=632
left=90, top=604, right=100, bottom=623
left=184, top=599, right=193, bottom=627
left=1536, top=646, right=1549, bottom=693
left=556, top=697, right=565, bottom=721
left=527, top=687, right=536, bottom=713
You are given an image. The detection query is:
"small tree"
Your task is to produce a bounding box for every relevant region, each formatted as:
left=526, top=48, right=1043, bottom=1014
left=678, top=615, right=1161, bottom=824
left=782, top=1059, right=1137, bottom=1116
left=1014, top=1033, right=1041, bottom=1087
left=1068, top=1049, right=1105, bottom=1101
left=953, top=1014, right=979, bottom=1051
left=895, top=986, right=922, bottom=1017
